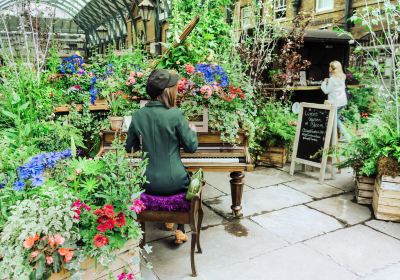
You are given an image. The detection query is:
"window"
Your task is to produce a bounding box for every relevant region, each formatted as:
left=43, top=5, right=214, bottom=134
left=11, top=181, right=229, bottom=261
left=316, top=0, right=334, bottom=12
left=240, top=6, right=253, bottom=29
left=274, top=0, right=286, bottom=19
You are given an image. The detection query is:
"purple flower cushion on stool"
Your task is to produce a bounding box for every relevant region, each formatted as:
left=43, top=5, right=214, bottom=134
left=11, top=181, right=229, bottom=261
left=141, top=192, right=191, bottom=212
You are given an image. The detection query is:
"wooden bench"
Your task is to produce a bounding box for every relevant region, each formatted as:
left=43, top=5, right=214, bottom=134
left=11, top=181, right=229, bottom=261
left=137, top=182, right=205, bottom=277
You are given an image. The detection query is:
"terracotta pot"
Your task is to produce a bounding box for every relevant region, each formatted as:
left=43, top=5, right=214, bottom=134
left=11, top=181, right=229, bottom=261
left=109, top=116, right=124, bottom=131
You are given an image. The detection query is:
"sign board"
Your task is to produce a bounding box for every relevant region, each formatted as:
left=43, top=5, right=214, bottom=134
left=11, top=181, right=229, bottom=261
left=290, top=102, right=336, bottom=182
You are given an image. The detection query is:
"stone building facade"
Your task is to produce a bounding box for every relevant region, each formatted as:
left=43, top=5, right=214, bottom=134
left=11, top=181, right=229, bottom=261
left=233, top=0, right=386, bottom=40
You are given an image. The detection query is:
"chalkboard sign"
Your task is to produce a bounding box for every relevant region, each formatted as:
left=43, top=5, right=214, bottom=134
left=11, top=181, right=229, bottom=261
left=296, top=107, right=330, bottom=163
left=290, top=103, right=336, bottom=182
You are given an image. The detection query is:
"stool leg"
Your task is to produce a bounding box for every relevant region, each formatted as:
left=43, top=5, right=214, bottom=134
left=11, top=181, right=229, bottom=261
left=140, top=222, right=146, bottom=248
left=191, top=232, right=197, bottom=277
left=197, top=207, right=204, bottom=254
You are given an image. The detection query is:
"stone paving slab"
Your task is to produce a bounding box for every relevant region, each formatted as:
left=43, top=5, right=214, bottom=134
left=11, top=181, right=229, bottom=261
left=307, top=194, right=372, bottom=225
left=204, top=243, right=358, bottom=280
left=202, top=183, right=225, bottom=200
left=204, top=185, right=313, bottom=217
left=251, top=205, right=343, bottom=243
left=305, top=225, right=400, bottom=277
left=204, top=172, right=252, bottom=194
left=284, top=176, right=344, bottom=199
left=365, top=220, right=400, bottom=240
left=147, top=219, right=288, bottom=280
left=244, top=167, right=295, bottom=188
left=144, top=205, right=226, bottom=243
left=361, top=262, right=400, bottom=280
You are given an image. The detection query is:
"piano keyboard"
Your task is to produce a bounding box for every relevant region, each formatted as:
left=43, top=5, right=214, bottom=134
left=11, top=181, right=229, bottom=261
left=128, top=157, right=240, bottom=164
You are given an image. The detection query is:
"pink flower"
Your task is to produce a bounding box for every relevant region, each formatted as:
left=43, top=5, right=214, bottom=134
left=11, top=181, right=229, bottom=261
left=118, top=272, right=135, bottom=280
left=75, top=169, right=82, bottom=175
left=54, top=234, right=65, bottom=246
left=72, top=85, right=82, bottom=91
left=72, top=200, right=91, bottom=220
left=46, top=256, right=53, bottom=265
left=23, top=234, right=39, bottom=249
left=126, top=81, right=130, bottom=86
left=129, top=71, right=136, bottom=77
left=185, top=64, right=195, bottom=74
left=129, top=77, right=136, bottom=85
left=130, top=199, right=146, bottom=214
left=31, top=251, right=39, bottom=258
left=200, top=85, right=213, bottom=98
left=136, top=72, right=143, bottom=78
left=48, top=236, right=56, bottom=248
left=64, top=251, right=74, bottom=263
left=89, top=72, right=94, bottom=77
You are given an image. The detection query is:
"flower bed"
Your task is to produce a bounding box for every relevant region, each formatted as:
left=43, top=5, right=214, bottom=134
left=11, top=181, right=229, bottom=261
left=0, top=144, right=148, bottom=279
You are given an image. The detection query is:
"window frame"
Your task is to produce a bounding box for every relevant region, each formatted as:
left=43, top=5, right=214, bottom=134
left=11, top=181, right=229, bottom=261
left=274, top=0, right=287, bottom=20
left=240, top=5, right=253, bottom=29
left=315, top=0, right=334, bottom=13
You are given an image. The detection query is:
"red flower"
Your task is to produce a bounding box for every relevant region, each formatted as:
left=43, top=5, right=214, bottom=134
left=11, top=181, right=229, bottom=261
left=185, top=64, right=196, bottom=74
left=94, top=234, right=109, bottom=248
left=97, top=215, right=109, bottom=224
left=103, top=205, right=115, bottom=218
left=49, top=92, right=54, bottom=98
left=97, top=219, right=115, bottom=232
left=93, top=208, right=104, bottom=216
left=177, top=78, right=187, bottom=91
left=115, top=212, right=126, bottom=228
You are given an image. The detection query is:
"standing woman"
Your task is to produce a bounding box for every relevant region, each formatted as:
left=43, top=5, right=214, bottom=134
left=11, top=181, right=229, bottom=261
left=321, top=60, right=350, bottom=141
left=125, top=69, right=198, bottom=244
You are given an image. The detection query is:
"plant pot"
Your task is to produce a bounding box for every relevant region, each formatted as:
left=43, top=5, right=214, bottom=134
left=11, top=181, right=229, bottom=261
left=50, top=239, right=140, bottom=280
left=258, top=146, right=288, bottom=168
left=109, top=116, right=124, bottom=131
left=373, top=175, right=400, bottom=221
left=355, top=174, right=375, bottom=205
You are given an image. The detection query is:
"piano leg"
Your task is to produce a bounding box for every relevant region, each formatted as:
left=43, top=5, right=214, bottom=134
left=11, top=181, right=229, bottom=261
left=230, top=171, right=245, bottom=218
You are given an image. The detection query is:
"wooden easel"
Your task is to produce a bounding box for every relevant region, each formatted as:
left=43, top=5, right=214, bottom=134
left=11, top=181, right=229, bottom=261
left=290, top=102, right=337, bottom=182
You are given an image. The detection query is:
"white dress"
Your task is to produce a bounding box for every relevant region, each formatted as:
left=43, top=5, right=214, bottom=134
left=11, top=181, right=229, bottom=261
left=321, top=76, right=348, bottom=107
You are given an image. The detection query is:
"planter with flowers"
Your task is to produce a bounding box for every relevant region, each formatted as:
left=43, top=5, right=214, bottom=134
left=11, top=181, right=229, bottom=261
left=0, top=143, right=148, bottom=279
left=108, top=93, right=127, bottom=131
left=176, top=63, right=256, bottom=145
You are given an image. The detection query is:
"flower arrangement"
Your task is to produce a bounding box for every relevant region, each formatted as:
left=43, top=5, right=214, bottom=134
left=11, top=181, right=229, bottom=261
left=0, top=142, right=148, bottom=279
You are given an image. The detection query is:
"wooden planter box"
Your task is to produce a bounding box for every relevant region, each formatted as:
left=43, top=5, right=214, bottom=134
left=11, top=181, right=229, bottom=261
left=355, top=175, right=375, bottom=205
left=258, top=146, right=288, bottom=168
left=50, top=239, right=140, bottom=280
left=373, top=175, right=400, bottom=221
left=53, top=99, right=109, bottom=114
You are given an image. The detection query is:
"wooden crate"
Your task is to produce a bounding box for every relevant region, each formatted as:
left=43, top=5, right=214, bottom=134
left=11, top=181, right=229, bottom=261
left=355, top=175, right=375, bottom=205
left=54, top=99, right=109, bottom=114
left=258, top=146, right=288, bottom=168
left=50, top=239, right=140, bottom=280
left=373, top=175, right=400, bottom=221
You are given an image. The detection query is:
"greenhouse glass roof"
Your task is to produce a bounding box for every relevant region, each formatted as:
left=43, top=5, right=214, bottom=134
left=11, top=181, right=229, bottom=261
left=0, top=0, right=138, bottom=32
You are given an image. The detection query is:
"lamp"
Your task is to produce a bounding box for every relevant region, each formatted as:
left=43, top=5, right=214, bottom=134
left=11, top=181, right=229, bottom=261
left=138, top=0, right=154, bottom=22
left=97, top=26, right=108, bottom=42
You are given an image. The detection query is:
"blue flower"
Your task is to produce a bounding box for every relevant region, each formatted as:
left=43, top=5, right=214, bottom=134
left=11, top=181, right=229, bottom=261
left=13, top=181, right=25, bottom=191
left=61, top=149, right=72, bottom=158
left=0, top=178, right=7, bottom=189
left=91, top=77, right=97, bottom=84
left=30, top=175, right=45, bottom=187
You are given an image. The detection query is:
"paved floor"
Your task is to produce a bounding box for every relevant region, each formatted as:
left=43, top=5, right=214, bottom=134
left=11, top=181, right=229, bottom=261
left=140, top=166, right=400, bottom=280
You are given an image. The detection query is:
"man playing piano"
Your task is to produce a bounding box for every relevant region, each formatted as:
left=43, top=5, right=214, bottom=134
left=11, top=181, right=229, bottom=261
left=125, top=69, right=198, bottom=245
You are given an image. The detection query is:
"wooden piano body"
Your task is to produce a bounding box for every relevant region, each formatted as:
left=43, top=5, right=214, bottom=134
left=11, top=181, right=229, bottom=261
left=97, top=130, right=254, bottom=217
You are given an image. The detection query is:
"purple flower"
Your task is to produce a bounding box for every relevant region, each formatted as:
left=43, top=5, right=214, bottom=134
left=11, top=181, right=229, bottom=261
left=61, top=149, right=72, bottom=158
left=30, top=175, right=45, bottom=187
left=13, top=181, right=25, bottom=191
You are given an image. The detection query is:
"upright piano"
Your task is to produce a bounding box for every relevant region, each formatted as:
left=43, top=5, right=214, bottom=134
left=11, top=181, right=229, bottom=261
left=97, top=130, right=254, bottom=217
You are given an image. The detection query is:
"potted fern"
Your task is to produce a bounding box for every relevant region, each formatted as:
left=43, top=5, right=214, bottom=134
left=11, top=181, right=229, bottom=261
left=108, top=93, right=125, bottom=131
left=254, top=101, right=297, bottom=167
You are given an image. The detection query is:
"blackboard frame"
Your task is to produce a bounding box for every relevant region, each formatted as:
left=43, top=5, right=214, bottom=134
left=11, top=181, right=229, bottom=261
left=290, top=102, right=336, bottom=182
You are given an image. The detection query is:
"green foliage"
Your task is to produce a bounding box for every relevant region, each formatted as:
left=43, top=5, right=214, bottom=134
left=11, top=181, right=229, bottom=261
left=162, top=0, right=232, bottom=68
left=253, top=101, right=296, bottom=155
left=339, top=116, right=400, bottom=176
left=0, top=191, right=80, bottom=279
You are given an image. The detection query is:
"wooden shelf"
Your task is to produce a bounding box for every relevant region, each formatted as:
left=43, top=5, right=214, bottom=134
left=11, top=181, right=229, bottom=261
left=53, top=99, right=109, bottom=113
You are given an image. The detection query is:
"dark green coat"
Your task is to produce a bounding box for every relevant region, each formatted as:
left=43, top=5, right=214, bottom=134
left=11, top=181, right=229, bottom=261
left=125, top=100, right=198, bottom=195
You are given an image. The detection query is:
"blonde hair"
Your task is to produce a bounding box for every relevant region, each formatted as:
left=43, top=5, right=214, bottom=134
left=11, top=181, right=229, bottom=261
left=158, top=84, right=178, bottom=109
left=330, top=61, right=346, bottom=80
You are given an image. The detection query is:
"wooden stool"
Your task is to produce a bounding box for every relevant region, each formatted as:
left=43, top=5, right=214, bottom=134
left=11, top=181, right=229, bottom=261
left=137, top=182, right=205, bottom=277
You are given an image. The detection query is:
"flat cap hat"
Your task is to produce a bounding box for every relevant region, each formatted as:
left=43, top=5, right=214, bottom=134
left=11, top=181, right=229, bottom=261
left=146, top=69, right=179, bottom=99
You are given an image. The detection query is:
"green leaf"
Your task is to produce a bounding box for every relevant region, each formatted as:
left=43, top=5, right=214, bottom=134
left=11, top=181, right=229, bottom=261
left=19, top=102, right=29, bottom=111
left=35, top=255, right=46, bottom=279
left=1, top=110, right=17, bottom=120
left=53, top=252, right=61, bottom=273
